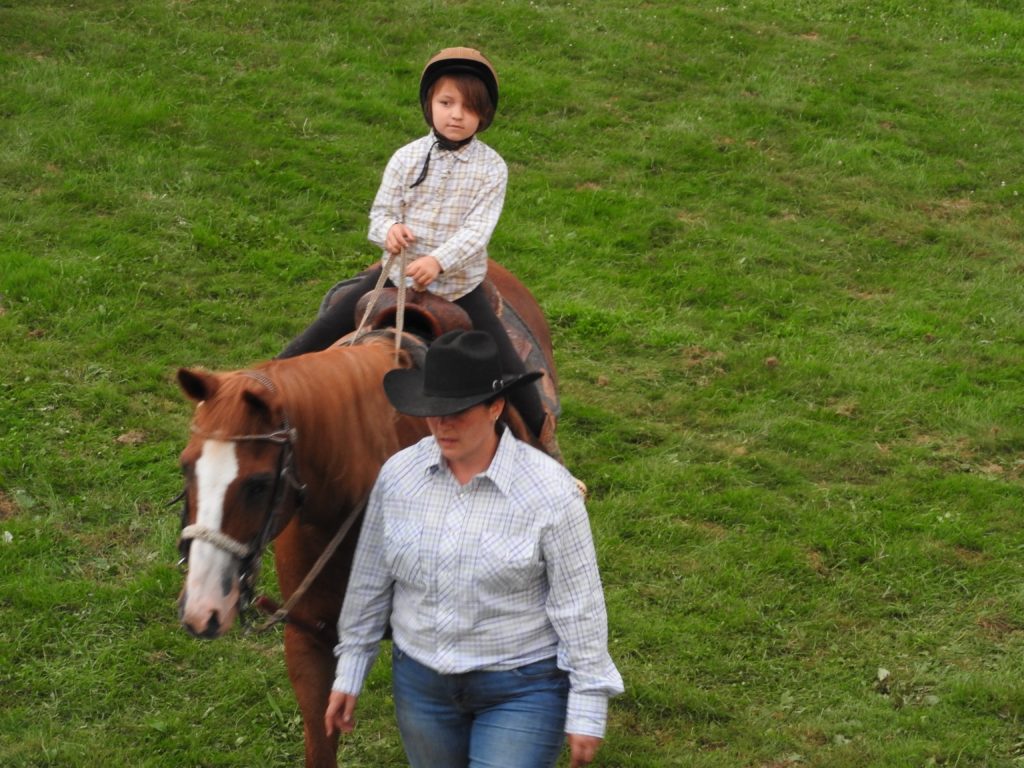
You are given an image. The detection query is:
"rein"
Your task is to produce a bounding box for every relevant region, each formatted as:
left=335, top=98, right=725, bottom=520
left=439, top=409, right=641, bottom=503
left=248, top=490, right=369, bottom=636
left=350, top=248, right=408, bottom=362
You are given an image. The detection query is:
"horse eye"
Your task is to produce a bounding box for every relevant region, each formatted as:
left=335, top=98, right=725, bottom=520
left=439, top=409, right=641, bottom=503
left=243, top=474, right=274, bottom=504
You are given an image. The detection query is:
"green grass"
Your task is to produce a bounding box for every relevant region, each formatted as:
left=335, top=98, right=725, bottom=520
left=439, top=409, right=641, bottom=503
left=3, top=1, right=1024, bottom=765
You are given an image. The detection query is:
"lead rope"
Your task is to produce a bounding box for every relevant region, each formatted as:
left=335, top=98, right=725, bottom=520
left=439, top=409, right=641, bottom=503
left=249, top=492, right=370, bottom=635
left=350, top=249, right=408, bottom=363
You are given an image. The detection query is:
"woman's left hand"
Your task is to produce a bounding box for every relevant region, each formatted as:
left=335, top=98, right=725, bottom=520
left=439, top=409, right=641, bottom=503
left=568, top=733, right=603, bottom=767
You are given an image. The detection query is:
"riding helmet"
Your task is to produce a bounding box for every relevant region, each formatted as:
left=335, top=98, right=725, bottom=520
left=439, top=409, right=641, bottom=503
left=419, top=47, right=499, bottom=128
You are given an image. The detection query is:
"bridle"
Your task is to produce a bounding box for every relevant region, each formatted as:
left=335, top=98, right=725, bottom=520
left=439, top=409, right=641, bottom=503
left=172, top=367, right=378, bottom=640
left=174, top=371, right=307, bottom=616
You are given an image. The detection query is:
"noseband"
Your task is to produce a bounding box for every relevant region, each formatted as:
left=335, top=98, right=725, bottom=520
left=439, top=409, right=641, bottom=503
left=175, top=371, right=307, bottom=613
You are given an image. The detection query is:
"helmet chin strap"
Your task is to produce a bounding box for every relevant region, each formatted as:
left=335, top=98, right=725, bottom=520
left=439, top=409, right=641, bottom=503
left=410, top=129, right=474, bottom=189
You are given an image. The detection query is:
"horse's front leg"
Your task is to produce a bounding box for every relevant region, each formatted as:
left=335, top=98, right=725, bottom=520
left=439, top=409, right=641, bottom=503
left=284, top=623, right=340, bottom=768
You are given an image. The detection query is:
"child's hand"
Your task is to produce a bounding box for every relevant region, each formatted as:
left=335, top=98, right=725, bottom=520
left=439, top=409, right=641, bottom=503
left=385, top=223, right=416, bottom=255
left=406, top=256, right=441, bottom=291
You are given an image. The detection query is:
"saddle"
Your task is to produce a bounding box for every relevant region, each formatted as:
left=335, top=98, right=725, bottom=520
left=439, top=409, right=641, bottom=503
left=319, top=275, right=564, bottom=462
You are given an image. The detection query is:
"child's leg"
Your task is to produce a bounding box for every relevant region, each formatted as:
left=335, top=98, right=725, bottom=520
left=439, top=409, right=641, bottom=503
left=278, top=267, right=383, bottom=358
left=455, top=286, right=547, bottom=438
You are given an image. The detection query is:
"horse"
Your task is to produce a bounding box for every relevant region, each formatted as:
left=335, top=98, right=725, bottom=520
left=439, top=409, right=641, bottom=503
left=174, top=261, right=558, bottom=767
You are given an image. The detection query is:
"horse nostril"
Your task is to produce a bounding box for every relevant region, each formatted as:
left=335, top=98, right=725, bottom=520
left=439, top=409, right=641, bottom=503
left=203, top=611, right=221, bottom=638
left=182, top=609, right=222, bottom=639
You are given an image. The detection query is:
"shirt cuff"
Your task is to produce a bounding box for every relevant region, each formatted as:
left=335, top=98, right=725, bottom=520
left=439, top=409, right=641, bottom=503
left=565, top=691, right=608, bottom=738
left=331, top=651, right=375, bottom=697
left=370, top=218, right=399, bottom=250
left=431, top=247, right=458, bottom=274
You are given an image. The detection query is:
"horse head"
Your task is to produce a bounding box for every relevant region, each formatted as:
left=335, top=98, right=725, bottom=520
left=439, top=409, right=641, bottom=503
left=175, top=366, right=304, bottom=638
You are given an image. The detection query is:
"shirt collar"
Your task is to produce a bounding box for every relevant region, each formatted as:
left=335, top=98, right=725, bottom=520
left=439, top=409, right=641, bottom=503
left=482, top=427, right=519, bottom=496
left=423, top=435, right=445, bottom=476
left=421, top=426, right=517, bottom=496
left=423, top=131, right=477, bottom=163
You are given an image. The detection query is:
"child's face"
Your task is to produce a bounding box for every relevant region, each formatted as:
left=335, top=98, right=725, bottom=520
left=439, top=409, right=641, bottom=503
left=430, top=77, right=481, bottom=142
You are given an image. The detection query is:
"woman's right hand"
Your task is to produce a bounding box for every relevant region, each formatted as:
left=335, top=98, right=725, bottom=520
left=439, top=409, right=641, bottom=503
left=385, top=223, right=416, bottom=255
left=324, top=691, right=359, bottom=736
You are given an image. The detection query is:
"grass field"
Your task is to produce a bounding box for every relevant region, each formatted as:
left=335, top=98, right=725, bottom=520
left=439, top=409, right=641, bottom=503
left=2, top=1, right=1024, bottom=766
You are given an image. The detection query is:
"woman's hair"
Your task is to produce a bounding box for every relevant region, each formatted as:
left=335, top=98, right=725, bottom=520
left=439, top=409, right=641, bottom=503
left=425, top=73, right=496, bottom=131
left=487, top=395, right=509, bottom=432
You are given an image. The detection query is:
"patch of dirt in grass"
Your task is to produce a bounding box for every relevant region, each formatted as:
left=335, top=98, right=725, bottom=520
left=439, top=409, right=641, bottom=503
left=977, top=613, right=1024, bottom=639
left=0, top=491, right=18, bottom=519
left=923, top=197, right=974, bottom=220
left=676, top=209, right=707, bottom=226
left=697, top=737, right=728, bottom=751
left=116, top=430, right=147, bottom=445
left=827, top=398, right=859, bottom=418
left=847, top=288, right=892, bottom=301
left=806, top=548, right=831, bottom=577
left=911, top=433, right=1016, bottom=476
left=696, top=519, right=729, bottom=539
left=672, top=516, right=729, bottom=541
left=681, top=345, right=721, bottom=365
left=680, top=346, right=725, bottom=384
left=711, top=439, right=749, bottom=458
left=927, top=540, right=988, bottom=573
left=759, top=760, right=803, bottom=768
left=951, top=545, right=986, bottom=565
left=797, top=728, right=830, bottom=747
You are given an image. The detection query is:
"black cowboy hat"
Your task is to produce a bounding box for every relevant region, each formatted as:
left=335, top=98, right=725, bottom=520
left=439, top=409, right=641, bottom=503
left=383, top=330, right=541, bottom=417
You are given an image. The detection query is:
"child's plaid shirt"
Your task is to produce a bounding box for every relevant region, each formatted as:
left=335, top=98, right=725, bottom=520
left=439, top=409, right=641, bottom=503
left=368, top=133, right=508, bottom=300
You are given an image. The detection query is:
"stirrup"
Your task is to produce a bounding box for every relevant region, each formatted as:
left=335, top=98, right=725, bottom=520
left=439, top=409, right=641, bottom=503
left=537, top=413, right=564, bottom=463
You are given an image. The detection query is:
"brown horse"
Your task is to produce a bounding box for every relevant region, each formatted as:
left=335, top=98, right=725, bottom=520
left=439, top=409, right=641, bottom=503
left=175, top=263, right=558, bottom=767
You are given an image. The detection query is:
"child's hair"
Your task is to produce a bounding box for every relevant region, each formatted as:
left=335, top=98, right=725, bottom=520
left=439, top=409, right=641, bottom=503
left=424, top=73, right=496, bottom=132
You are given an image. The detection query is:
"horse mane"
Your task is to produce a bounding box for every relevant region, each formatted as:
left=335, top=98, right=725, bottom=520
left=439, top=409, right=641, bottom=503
left=190, top=336, right=424, bottom=523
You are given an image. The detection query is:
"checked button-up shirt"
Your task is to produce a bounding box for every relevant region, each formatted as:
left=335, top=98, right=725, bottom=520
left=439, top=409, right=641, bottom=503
left=332, top=429, right=624, bottom=737
left=368, top=133, right=507, bottom=301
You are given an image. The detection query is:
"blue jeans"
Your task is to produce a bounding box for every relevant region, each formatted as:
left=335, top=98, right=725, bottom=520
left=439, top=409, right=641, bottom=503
left=392, top=645, right=569, bottom=768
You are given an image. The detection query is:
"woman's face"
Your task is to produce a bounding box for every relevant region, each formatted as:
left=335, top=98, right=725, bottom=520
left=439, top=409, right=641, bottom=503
left=430, top=76, right=481, bottom=142
left=426, top=398, right=503, bottom=472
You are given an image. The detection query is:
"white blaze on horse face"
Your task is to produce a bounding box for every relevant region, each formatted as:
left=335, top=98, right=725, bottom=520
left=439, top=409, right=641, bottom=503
left=182, top=439, right=242, bottom=634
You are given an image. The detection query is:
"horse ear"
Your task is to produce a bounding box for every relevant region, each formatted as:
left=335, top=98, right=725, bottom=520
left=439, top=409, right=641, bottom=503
left=395, top=345, right=423, bottom=370
left=242, top=388, right=273, bottom=421
left=178, top=368, right=218, bottom=402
